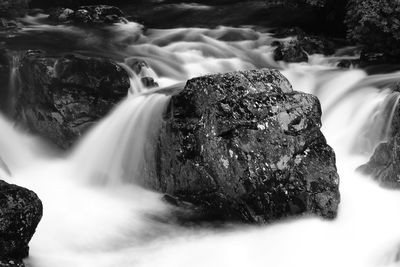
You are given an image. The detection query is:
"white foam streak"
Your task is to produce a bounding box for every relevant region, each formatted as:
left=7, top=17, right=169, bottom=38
left=71, top=93, right=169, bottom=185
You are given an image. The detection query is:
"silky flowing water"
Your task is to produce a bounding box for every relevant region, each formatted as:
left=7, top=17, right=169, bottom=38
left=1, top=17, right=400, bottom=267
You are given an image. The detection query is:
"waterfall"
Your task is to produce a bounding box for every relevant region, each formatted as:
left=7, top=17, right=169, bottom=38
left=4, top=18, right=400, bottom=267
left=70, top=93, right=170, bottom=185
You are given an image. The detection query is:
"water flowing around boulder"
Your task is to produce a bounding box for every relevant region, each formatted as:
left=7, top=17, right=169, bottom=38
left=4, top=12, right=400, bottom=267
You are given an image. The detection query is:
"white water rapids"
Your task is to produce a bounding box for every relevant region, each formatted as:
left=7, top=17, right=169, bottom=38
left=2, top=19, right=400, bottom=267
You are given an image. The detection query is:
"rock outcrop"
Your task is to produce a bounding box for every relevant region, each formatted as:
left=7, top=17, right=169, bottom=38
left=14, top=50, right=130, bottom=148
left=0, top=180, right=43, bottom=266
left=143, top=69, right=340, bottom=223
left=48, top=5, right=127, bottom=24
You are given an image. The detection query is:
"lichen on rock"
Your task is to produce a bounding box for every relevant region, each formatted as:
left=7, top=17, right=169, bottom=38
left=142, top=68, right=340, bottom=223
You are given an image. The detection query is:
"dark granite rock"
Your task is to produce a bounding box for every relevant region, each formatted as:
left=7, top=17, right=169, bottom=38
left=142, top=68, right=340, bottom=223
left=48, top=5, right=127, bottom=24
left=14, top=50, right=130, bottom=149
left=0, top=180, right=42, bottom=265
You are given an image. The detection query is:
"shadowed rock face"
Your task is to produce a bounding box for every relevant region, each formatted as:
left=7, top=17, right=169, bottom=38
left=143, top=69, right=340, bottom=223
left=359, top=90, right=400, bottom=187
left=0, top=180, right=43, bottom=267
left=14, top=50, right=130, bottom=149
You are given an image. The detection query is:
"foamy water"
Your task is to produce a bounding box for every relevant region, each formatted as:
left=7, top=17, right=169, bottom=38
left=1, top=17, right=400, bottom=267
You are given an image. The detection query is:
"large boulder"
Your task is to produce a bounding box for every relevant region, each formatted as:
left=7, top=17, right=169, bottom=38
left=143, top=69, right=340, bottom=223
left=14, top=50, right=130, bottom=149
left=0, top=180, right=42, bottom=266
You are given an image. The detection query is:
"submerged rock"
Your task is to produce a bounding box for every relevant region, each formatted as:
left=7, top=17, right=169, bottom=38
left=48, top=5, right=127, bottom=24
left=0, top=180, right=42, bottom=265
left=143, top=68, right=340, bottom=223
left=125, top=58, right=159, bottom=89
left=14, top=50, right=130, bottom=148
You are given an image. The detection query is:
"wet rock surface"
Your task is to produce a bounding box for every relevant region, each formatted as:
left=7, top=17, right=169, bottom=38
left=14, top=50, right=130, bottom=149
left=273, top=28, right=336, bottom=63
left=125, top=58, right=159, bottom=89
left=143, top=69, right=340, bottom=223
left=48, top=5, right=126, bottom=24
left=0, top=180, right=42, bottom=266
left=359, top=91, right=400, bottom=187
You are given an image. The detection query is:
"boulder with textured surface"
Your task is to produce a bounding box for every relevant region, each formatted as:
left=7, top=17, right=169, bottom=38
left=14, top=50, right=130, bottom=148
left=143, top=68, right=340, bottom=223
left=0, top=180, right=42, bottom=266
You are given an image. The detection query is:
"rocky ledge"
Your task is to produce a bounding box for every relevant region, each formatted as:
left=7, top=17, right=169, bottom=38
left=0, top=180, right=43, bottom=267
left=13, top=50, right=130, bottom=149
left=143, top=68, right=340, bottom=223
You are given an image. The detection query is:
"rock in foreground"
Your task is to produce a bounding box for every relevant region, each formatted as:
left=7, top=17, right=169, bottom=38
left=144, top=69, right=340, bottom=223
left=14, top=50, right=130, bottom=149
left=0, top=180, right=42, bottom=266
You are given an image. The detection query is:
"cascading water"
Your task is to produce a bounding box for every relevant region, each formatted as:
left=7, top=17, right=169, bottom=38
left=3, top=16, right=400, bottom=267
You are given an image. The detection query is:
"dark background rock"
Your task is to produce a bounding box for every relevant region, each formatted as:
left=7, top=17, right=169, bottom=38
left=272, top=28, right=336, bottom=63
left=0, top=48, right=11, bottom=114
left=0, top=180, right=42, bottom=264
left=25, top=0, right=348, bottom=37
left=345, top=0, right=400, bottom=67
left=0, top=0, right=30, bottom=18
left=48, top=5, right=127, bottom=25
left=13, top=50, right=130, bottom=149
left=142, top=69, right=340, bottom=223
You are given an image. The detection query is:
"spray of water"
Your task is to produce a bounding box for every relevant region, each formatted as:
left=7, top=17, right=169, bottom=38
left=3, top=19, right=400, bottom=267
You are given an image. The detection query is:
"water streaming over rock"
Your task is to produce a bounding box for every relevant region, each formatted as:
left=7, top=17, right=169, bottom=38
left=3, top=18, right=400, bottom=267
